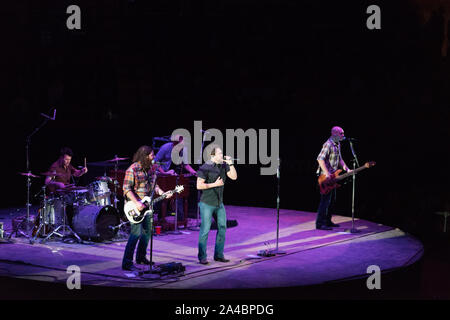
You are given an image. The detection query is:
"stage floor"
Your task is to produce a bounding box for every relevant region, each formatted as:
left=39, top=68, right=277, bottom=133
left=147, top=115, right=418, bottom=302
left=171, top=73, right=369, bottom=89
left=0, top=205, right=423, bottom=294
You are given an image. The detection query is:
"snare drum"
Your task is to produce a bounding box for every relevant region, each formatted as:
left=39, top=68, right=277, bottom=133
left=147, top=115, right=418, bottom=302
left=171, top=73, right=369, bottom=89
left=87, top=180, right=111, bottom=206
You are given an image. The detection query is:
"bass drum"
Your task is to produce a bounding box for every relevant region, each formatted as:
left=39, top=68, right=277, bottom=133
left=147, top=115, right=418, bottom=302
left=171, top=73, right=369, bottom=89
left=72, top=205, right=120, bottom=241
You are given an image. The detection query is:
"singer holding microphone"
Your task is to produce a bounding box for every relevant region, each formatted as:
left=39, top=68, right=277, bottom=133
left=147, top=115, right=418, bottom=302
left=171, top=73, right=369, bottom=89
left=196, top=144, right=237, bottom=265
left=315, top=126, right=352, bottom=230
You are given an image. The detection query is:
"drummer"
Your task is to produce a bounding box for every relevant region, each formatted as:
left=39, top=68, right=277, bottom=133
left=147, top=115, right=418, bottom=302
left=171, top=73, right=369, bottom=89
left=45, top=147, right=88, bottom=193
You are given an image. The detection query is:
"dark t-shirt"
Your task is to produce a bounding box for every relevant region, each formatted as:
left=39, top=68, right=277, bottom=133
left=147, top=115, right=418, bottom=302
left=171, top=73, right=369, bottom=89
left=197, top=161, right=230, bottom=207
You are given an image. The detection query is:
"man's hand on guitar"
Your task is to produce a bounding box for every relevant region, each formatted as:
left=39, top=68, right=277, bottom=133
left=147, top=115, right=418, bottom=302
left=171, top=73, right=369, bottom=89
left=135, top=201, right=147, bottom=212
left=165, top=191, right=173, bottom=199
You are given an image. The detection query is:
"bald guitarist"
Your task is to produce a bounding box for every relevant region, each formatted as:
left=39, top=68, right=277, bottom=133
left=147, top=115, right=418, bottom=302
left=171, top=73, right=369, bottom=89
left=315, top=126, right=352, bottom=230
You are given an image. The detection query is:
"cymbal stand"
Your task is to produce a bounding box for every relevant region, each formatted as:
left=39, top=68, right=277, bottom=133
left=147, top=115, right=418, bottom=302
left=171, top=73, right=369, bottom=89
left=20, top=109, right=56, bottom=238
left=30, top=186, right=50, bottom=244
left=112, top=156, right=119, bottom=209
left=41, top=198, right=82, bottom=243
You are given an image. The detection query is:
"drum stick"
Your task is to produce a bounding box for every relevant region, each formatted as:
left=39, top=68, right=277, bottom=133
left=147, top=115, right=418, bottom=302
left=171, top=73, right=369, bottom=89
left=84, top=157, right=86, bottom=168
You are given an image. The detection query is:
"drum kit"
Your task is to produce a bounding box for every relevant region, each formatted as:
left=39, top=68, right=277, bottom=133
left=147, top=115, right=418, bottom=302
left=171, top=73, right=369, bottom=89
left=19, top=156, right=130, bottom=244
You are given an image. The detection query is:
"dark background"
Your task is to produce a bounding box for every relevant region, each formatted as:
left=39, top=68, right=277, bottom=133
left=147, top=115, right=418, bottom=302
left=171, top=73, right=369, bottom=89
left=1, top=0, right=450, bottom=242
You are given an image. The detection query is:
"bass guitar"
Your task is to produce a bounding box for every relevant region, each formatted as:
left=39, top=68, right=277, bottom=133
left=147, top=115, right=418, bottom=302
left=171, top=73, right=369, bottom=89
left=318, top=161, right=376, bottom=195
left=124, top=185, right=184, bottom=224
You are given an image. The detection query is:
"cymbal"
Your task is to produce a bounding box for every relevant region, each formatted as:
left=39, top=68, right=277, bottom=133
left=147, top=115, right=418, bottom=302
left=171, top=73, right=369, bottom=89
left=41, top=171, right=64, bottom=177
left=87, top=160, right=129, bottom=167
left=106, top=156, right=129, bottom=162
left=56, top=185, right=88, bottom=192
left=18, top=172, right=40, bottom=178
left=67, top=186, right=89, bottom=191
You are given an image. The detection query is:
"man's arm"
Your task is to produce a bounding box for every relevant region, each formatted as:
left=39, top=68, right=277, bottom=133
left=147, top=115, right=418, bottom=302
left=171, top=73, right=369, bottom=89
left=339, top=159, right=351, bottom=172
left=226, top=164, right=237, bottom=180
left=317, top=159, right=331, bottom=178
left=197, top=177, right=223, bottom=190
left=184, top=164, right=197, bottom=175
left=73, top=167, right=88, bottom=177
left=45, top=175, right=65, bottom=189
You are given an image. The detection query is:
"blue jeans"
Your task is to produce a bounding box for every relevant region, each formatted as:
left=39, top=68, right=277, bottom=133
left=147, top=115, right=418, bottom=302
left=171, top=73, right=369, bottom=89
left=316, top=190, right=335, bottom=227
left=198, top=202, right=227, bottom=261
left=122, top=214, right=151, bottom=268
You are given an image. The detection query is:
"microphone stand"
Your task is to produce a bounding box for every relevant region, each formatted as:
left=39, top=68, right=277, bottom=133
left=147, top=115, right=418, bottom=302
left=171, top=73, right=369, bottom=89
left=17, top=109, right=55, bottom=238
left=344, top=140, right=361, bottom=234
left=267, top=158, right=285, bottom=255
left=143, top=168, right=158, bottom=275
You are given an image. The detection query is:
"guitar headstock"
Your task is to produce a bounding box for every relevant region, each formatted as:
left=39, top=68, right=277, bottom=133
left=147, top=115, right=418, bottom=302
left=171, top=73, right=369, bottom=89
left=364, top=161, right=376, bottom=168
left=174, top=185, right=184, bottom=193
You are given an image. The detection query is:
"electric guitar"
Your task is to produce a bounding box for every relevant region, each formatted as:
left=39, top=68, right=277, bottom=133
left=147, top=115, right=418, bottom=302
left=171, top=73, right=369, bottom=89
left=318, top=161, right=376, bottom=195
left=124, top=185, right=184, bottom=224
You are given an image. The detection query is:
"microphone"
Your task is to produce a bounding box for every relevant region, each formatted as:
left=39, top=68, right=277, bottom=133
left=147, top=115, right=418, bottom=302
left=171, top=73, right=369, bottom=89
left=343, top=137, right=358, bottom=142
left=151, top=160, right=165, bottom=165
left=224, top=157, right=240, bottom=161
left=41, top=109, right=56, bottom=121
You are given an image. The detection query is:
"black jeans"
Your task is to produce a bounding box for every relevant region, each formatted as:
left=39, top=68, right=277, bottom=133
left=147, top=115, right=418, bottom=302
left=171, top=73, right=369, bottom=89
left=316, top=190, right=336, bottom=227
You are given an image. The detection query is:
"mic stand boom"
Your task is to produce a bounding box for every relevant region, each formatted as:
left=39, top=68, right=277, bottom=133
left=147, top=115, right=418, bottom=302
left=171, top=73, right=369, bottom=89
left=17, top=109, right=56, bottom=238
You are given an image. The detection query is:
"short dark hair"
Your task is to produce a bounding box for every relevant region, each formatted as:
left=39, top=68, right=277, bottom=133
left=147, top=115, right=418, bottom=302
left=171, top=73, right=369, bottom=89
left=209, top=144, right=222, bottom=156
left=60, top=147, right=73, bottom=157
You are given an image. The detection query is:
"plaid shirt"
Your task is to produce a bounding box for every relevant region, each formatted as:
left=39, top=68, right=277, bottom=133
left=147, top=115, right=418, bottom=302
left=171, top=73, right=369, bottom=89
left=123, top=162, right=152, bottom=200
left=316, top=138, right=342, bottom=175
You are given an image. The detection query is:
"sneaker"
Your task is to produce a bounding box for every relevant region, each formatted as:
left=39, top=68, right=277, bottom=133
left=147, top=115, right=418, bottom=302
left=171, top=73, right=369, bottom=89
left=214, top=257, right=230, bottom=263
left=199, top=259, right=209, bottom=265
left=122, top=264, right=139, bottom=271
left=316, top=225, right=332, bottom=230
left=326, top=222, right=340, bottom=227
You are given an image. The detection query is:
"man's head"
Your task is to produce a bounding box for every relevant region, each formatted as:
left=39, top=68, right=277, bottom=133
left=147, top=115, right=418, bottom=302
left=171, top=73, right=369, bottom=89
left=132, top=145, right=155, bottom=170
left=209, top=144, right=223, bottom=164
left=172, top=134, right=184, bottom=146
left=59, top=147, right=73, bottom=167
left=330, top=126, right=345, bottom=142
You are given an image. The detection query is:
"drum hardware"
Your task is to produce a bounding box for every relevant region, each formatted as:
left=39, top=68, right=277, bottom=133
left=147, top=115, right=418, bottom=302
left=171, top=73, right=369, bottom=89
left=40, top=171, right=64, bottom=177
left=30, top=185, right=51, bottom=244
left=41, top=197, right=82, bottom=244
left=110, top=155, right=124, bottom=210
left=14, top=172, right=41, bottom=239
left=109, top=220, right=130, bottom=240
left=22, top=109, right=56, bottom=239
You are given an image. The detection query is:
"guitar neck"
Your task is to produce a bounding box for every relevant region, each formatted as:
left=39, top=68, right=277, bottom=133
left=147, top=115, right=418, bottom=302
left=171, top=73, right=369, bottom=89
left=336, top=165, right=367, bottom=180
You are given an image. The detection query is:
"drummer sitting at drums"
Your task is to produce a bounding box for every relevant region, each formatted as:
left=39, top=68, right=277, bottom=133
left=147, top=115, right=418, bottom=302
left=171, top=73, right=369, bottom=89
left=45, top=147, right=88, bottom=193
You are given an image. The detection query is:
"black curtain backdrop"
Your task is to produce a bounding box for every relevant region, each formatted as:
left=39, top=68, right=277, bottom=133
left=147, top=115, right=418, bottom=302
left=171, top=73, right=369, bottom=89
left=1, top=0, right=449, bottom=239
